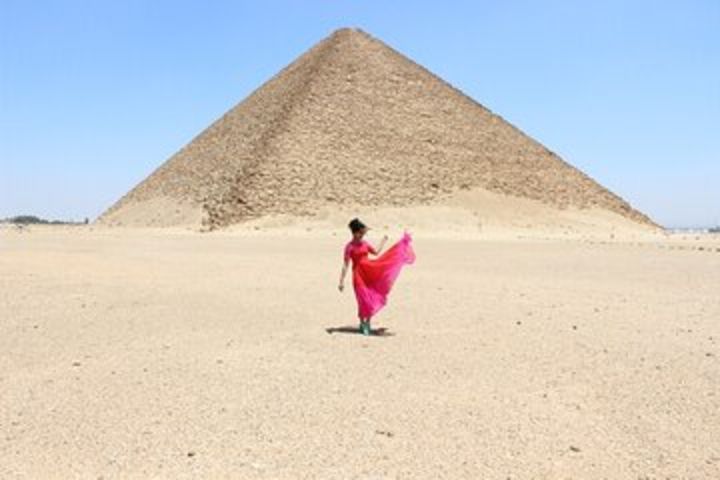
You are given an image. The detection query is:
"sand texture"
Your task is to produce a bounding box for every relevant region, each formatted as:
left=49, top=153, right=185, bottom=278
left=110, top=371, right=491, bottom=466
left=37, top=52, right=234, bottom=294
left=2, top=225, right=718, bottom=479
left=99, top=28, right=655, bottom=229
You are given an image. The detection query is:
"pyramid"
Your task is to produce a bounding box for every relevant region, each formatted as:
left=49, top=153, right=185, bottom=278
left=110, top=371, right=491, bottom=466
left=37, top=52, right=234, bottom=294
left=100, top=28, right=656, bottom=229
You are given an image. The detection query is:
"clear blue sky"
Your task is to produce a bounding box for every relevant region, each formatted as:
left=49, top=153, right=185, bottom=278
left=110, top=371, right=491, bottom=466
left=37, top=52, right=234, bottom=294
left=1, top=1, right=718, bottom=227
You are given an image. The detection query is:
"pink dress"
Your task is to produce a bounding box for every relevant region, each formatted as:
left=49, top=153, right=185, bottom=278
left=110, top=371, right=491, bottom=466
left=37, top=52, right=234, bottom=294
left=344, top=232, right=415, bottom=318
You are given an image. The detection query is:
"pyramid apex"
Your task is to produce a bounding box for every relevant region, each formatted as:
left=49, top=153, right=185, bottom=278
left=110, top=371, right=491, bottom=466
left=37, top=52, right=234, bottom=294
left=321, top=28, right=376, bottom=54
left=330, top=27, right=365, bottom=34
left=327, top=27, right=370, bottom=40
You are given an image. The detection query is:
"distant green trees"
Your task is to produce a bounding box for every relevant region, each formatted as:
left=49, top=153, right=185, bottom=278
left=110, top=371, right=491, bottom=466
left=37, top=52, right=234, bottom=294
left=1, top=215, right=89, bottom=225
left=4, top=215, right=49, bottom=224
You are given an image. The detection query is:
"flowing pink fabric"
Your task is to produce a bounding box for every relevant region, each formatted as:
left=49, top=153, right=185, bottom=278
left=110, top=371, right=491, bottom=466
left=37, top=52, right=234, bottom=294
left=344, top=232, right=415, bottom=318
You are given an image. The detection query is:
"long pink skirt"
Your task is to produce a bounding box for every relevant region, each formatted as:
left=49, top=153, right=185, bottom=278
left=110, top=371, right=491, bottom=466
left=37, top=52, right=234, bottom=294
left=352, top=232, right=415, bottom=318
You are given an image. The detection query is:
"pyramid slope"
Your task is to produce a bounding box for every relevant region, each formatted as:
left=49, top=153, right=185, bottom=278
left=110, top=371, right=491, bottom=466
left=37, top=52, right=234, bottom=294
left=100, top=28, right=656, bottom=229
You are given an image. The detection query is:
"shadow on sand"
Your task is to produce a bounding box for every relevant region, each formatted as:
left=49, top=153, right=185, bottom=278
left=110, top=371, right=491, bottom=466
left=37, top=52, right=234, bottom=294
left=325, top=325, right=395, bottom=337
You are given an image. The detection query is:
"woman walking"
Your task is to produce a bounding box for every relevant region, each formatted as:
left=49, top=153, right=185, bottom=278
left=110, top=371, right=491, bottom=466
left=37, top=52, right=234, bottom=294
left=338, top=218, right=415, bottom=335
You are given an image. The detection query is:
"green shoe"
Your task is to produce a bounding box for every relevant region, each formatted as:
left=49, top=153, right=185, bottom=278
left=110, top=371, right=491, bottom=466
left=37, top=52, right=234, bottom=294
left=361, top=322, right=371, bottom=336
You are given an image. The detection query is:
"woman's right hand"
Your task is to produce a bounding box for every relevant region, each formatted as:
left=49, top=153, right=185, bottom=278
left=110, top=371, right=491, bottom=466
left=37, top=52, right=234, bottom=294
left=338, top=283, right=344, bottom=292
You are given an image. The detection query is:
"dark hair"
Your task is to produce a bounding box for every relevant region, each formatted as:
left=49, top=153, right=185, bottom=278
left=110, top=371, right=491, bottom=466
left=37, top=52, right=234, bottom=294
left=348, top=218, right=367, bottom=233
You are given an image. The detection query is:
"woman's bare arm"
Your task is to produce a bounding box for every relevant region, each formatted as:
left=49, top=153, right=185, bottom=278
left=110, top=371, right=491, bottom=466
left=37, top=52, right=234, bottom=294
left=338, top=260, right=349, bottom=291
left=374, top=235, right=389, bottom=255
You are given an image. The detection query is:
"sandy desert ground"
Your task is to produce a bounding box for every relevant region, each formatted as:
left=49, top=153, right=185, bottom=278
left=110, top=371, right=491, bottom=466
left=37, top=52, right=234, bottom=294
left=1, top=225, right=719, bottom=479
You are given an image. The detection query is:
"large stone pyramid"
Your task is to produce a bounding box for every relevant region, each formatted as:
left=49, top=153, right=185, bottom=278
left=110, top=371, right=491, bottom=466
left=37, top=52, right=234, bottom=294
left=100, top=28, right=655, bottom=229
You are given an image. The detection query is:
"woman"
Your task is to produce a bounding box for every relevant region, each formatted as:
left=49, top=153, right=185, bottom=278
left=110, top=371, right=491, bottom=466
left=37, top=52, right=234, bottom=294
left=338, top=218, right=415, bottom=335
